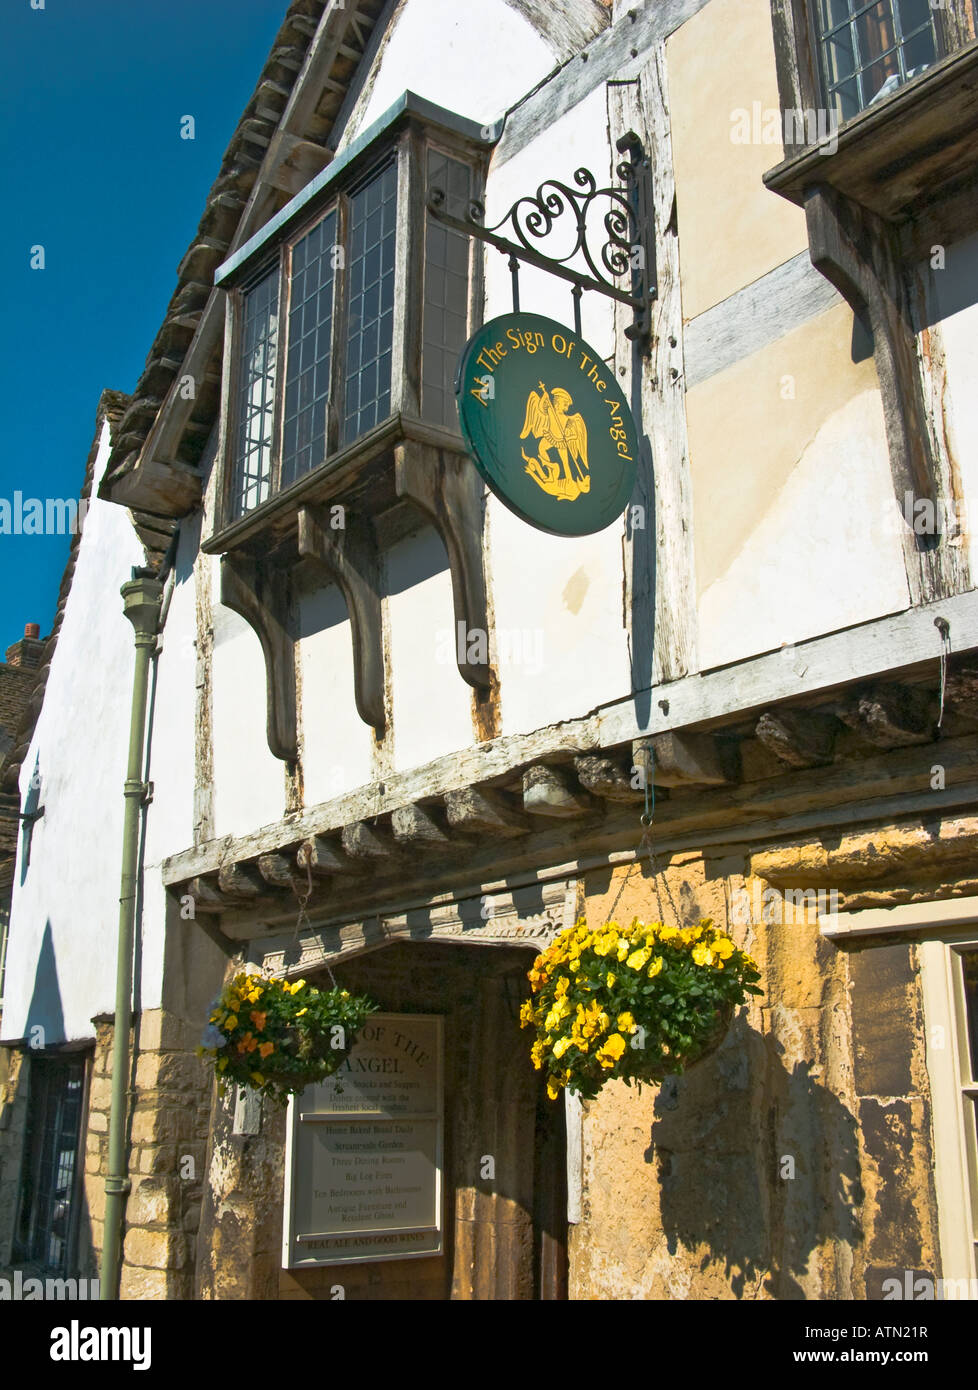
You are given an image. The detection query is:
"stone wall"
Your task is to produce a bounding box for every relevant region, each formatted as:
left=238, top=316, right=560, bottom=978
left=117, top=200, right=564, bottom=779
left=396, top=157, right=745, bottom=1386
left=0, top=1046, right=29, bottom=1266
left=569, top=845, right=941, bottom=1300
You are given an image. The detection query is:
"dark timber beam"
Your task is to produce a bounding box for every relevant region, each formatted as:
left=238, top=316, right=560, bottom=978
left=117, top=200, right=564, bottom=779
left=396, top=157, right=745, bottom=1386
left=220, top=553, right=297, bottom=762
left=394, top=441, right=491, bottom=691
left=298, top=504, right=386, bottom=731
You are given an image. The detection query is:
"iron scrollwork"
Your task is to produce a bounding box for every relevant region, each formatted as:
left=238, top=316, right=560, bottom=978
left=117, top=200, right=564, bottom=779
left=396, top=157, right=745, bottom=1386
left=427, top=131, right=656, bottom=349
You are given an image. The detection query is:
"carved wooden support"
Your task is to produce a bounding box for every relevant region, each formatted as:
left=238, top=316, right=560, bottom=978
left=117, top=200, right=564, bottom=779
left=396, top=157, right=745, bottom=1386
left=220, top=553, right=297, bottom=762
left=632, top=732, right=731, bottom=787
left=522, top=764, right=594, bottom=818
left=341, top=821, right=397, bottom=861
left=755, top=709, right=838, bottom=768
left=257, top=852, right=298, bottom=888
left=217, top=862, right=266, bottom=898
left=299, top=835, right=351, bottom=875
left=444, top=786, right=528, bottom=838
left=803, top=183, right=934, bottom=503
left=391, top=803, right=450, bottom=848
left=574, top=753, right=642, bottom=802
left=297, top=504, right=385, bottom=731
left=837, top=684, right=935, bottom=748
left=394, top=441, right=491, bottom=690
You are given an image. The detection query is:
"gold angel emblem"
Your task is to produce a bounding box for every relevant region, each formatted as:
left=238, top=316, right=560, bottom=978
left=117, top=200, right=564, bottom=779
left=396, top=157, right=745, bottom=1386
left=520, top=383, right=590, bottom=502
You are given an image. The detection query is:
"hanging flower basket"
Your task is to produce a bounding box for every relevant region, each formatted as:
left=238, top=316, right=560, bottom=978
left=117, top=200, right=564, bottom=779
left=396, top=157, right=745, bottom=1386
left=197, top=971, right=379, bottom=1105
left=521, top=917, right=762, bottom=1102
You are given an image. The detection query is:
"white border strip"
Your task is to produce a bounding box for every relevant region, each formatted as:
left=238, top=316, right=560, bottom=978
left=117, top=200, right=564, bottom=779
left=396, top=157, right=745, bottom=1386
left=822, top=895, right=978, bottom=939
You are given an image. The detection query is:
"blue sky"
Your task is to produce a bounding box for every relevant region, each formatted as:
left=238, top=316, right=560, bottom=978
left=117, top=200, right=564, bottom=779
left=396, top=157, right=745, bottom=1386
left=0, top=0, right=287, bottom=654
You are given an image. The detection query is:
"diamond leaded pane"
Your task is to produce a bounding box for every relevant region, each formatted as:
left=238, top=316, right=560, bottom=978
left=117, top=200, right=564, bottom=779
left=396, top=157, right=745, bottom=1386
left=816, top=0, right=939, bottom=119
left=282, top=209, right=337, bottom=489
left=342, top=160, right=398, bottom=445
left=232, top=267, right=279, bottom=517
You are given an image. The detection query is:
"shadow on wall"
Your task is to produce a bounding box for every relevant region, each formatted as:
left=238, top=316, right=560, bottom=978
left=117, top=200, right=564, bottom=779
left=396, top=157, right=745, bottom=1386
left=648, top=1017, right=864, bottom=1299
left=24, top=920, right=65, bottom=1047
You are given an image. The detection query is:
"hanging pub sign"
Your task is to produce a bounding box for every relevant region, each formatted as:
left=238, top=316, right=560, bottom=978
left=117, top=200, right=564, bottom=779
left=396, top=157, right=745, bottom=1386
left=455, top=312, right=639, bottom=537
left=283, top=1014, right=444, bottom=1268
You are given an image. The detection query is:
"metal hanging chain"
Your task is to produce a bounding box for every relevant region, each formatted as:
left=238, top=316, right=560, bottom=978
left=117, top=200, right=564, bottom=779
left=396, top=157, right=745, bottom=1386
left=293, top=844, right=339, bottom=991
left=935, top=616, right=951, bottom=733
left=604, top=743, right=683, bottom=929
left=509, top=254, right=521, bottom=313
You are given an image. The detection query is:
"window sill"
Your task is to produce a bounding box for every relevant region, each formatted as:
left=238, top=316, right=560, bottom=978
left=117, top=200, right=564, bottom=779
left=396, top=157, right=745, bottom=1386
left=202, top=412, right=468, bottom=557
left=764, top=41, right=978, bottom=225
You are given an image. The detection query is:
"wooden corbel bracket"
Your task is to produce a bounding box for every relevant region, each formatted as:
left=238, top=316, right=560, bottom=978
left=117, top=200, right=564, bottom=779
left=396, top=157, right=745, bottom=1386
left=220, top=553, right=297, bottom=763
left=803, top=181, right=934, bottom=503
left=297, top=504, right=386, bottom=731
left=394, top=440, right=491, bottom=690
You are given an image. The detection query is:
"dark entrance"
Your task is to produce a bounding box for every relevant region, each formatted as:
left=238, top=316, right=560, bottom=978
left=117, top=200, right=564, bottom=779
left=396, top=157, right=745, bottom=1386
left=280, top=940, right=567, bottom=1300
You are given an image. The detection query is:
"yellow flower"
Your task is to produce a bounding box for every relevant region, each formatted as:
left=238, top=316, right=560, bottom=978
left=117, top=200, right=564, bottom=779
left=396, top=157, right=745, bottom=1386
left=616, top=940, right=629, bottom=962
left=554, top=975, right=569, bottom=997
left=626, top=947, right=651, bottom=971
left=552, top=1036, right=572, bottom=1060
left=616, top=1012, right=636, bottom=1033
left=595, top=1033, right=627, bottom=1068
left=519, top=999, right=535, bottom=1026
left=530, top=1040, right=545, bottom=1070
left=224, top=1012, right=238, bottom=1031
left=606, top=972, right=616, bottom=988
left=659, top=926, right=680, bottom=942
left=295, top=1007, right=308, bottom=1018
left=647, top=956, right=663, bottom=978
left=546, top=1078, right=561, bottom=1100
left=692, top=943, right=715, bottom=967
left=713, top=937, right=735, bottom=960
left=250, top=1072, right=265, bottom=1087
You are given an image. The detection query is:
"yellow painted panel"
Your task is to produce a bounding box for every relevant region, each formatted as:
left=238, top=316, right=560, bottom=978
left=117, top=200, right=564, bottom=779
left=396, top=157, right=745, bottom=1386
left=667, top=0, right=809, bottom=320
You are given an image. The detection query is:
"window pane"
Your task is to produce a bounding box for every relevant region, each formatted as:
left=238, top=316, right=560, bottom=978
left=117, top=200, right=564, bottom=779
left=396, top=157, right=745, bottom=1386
left=342, top=160, right=398, bottom=445
left=817, top=0, right=938, bottom=118
left=15, top=1056, right=86, bottom=1273
left=232, top=267, right=279, bottom=518
left=422, top=151, right=472, bottom=428
left=282, top=209, right=336, bottom=489
left=963, top=951, right=978, bottom=1082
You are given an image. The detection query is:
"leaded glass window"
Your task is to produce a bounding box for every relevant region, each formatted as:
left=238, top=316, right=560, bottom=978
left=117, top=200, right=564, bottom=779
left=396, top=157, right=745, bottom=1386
left=219, top=109, right=484, bottom=531
left=14, top=1055, right=86, bottom=1273
left=232, top=267, right=279, bottom=519
left=815, top=0, right=940, bottom=121
left=342, top=160, right=398, bottom=444
left=282, top=209, right=337, bottom=490
left=422, top=151, right=472, bottom=429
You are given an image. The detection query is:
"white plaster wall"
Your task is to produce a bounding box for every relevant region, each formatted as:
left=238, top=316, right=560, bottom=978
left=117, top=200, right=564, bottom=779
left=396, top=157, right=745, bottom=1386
left=483, top=90, right=631, bottom=735
left=210, top=554, right=286, bottom=838
left=348, top=0, right=554, bottom=136
left=698, top=390, right=911, bottom=668
left=1, top=424, right=149, bottom=1043
left=386, top=527, right=473, bottom=771
left=299, top=581, right=376, bottom=805
left=922, top=233, right=978, bottom=580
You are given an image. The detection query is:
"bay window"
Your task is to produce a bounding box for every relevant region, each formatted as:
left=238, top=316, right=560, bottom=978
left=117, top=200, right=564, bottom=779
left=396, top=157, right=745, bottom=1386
left=213, top=95, right=486, bottom=543
left=814, top=0, right=942, bottom=120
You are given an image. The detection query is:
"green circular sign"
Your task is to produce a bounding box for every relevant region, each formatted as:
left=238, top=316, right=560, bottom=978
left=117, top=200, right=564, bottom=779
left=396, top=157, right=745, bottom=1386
left=455, top=313, right=639, bottom=536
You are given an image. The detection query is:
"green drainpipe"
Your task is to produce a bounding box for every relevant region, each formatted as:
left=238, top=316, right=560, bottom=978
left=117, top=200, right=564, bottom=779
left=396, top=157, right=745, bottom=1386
left=100, top=571, right=163, bottom=1301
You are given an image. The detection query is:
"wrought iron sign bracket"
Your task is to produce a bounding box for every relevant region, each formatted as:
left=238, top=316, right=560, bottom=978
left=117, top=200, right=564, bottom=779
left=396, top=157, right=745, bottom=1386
left=428, top=130, right=656, bottom=353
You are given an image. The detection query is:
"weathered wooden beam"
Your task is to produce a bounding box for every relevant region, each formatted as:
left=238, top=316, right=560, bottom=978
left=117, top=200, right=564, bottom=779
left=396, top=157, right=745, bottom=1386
left=257, top=852, right=298, bottom=888
left=444, top=787, right=528, bottom=839
left=838, top=685, right=935, bottom=748
left=946, top=662, right=978, bottom=720
left=394, top=442, right=490, bottom=690
left=573, top=753, right=642, bottom=803
left=297, top=504, right=385, bottom=730
left=391, top=804, right=450, bottom=848
left=341, top=821, right=396, bottom=861
left=755, top=709, right=838, bottom=768
left=219, top=554, right=296, bottom=762
left=522, top=765, right=594, bottom=818
left=632, top=732, right=730, bottom=788
left=298, top=835, right=350, bottom=875
left=217, top=862, right=266, bottom=898
left=186, top=876, right=225, bottom=914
